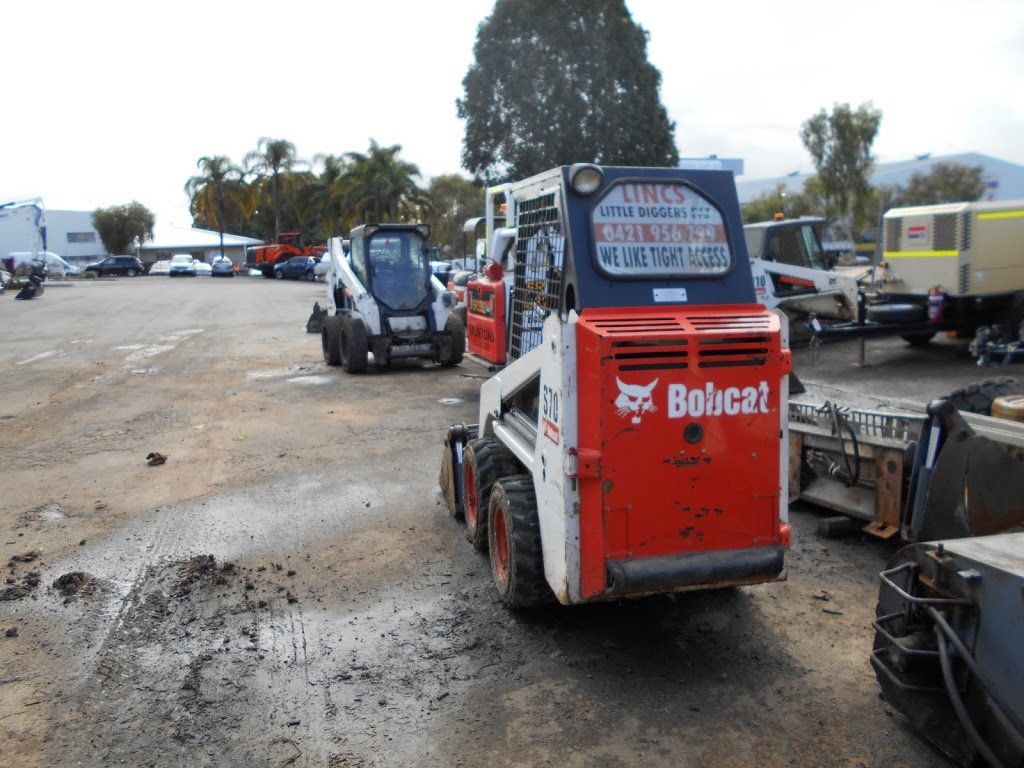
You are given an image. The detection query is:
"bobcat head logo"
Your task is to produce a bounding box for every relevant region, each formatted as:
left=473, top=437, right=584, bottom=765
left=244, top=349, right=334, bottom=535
left=615, top=377, right=658, bottom=425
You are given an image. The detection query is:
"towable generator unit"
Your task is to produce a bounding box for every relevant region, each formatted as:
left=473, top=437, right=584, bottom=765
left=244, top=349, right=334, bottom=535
left=440, top=164, right=794, bottom=607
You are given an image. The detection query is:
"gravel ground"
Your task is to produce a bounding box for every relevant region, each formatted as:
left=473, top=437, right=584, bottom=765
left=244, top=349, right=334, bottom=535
left=2, top=278, right=1018, bottom=767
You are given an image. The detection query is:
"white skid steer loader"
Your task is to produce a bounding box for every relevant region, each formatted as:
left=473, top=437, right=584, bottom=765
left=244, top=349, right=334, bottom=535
left=308, top=223, right=466, bottom=372
left=440, top=164, right=796, bottom=608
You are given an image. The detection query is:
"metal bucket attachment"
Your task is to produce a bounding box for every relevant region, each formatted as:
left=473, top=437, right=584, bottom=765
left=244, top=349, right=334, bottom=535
left=915, top=399, right=1024, bottom=541
left=306, top=302, right=327, bottom=334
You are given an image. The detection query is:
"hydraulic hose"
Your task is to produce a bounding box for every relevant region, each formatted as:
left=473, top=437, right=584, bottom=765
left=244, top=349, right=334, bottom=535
left=935, top=627, right=1008, bottom=768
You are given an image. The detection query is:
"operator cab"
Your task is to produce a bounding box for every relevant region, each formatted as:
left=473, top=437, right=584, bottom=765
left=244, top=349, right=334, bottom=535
left=745, top=217, right=830, bottom=270
left=466, top=163, right=758, bottom=366
left=354, top=225, right=432, bottom=312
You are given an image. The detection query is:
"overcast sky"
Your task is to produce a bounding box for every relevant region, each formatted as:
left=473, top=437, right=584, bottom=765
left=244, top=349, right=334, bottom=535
left=3, top=0, right=1022, bottom=226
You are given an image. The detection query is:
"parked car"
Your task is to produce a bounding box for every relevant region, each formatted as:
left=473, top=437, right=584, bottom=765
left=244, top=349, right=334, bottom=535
left=85, top=255, right=144, bottom=277
left=148, top=260, right=170, bottom=276
left=9, top=251, right=81, bottom=277
left=194, top=260, right=212, bottom=276
left=168, top=254, right=197, bottom=277
left=273, top=255, right=317, bottom=281
left=211, top=256, right=235, bottom=277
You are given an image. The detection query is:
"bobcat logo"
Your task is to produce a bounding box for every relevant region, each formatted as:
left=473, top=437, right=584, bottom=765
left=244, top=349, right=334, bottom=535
left=615, top=377, right=658, bottom=425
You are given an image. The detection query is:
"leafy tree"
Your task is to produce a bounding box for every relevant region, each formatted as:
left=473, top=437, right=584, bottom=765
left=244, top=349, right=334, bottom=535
left=889, top=162, right=987, bottom=208
left=311, top=153, right=353, bottom=237
left=342, top=140, right=430, bottom=224
left=800, top=102, right=882, bottom=238
left=424, top=175, right=484, bottom=255
left=457, top=0, right=678, bottom=181
left=741, top=183, right=817, bottom=224
left=244, top=138, right=304, bottom=238
left=185, top=155, right=250, bottom=258
left=92, top=202, right=155, bottom=256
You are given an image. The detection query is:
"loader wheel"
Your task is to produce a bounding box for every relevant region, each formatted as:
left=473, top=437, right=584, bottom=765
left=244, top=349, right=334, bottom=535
left=943, top=377, right=1023, bottom=415
left=488, top=475, right=553, bottom=608
left=462, top=438, right=518, bottom=551
left=321, top=316, right=342, bottom=366
left=441, top=314, right=466, bottom=366
left=340, top=316, right=368, bottom=374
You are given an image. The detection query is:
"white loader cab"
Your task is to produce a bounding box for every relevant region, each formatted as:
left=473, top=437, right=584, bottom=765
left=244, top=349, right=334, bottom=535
left=745, top=217, right=864, bottom=331
left=310, top=223, right=466, bottom=372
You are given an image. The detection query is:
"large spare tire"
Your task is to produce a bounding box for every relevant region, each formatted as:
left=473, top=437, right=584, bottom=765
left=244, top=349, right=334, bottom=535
left=942, top=377, right=1024, bottom=415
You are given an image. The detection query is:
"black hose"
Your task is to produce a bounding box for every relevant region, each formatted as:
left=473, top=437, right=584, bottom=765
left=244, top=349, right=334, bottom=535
left=926, top=606, right=1024, bottom=738
left=818, top=402, right=861, bottom=487
left=935, top=627, right=1008, bottom=768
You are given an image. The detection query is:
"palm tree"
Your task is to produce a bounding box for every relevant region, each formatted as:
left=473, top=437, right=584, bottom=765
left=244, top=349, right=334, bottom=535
left=184, top=156, right=248, bottom=259
left=342, top=140, right=431, bottom=224
left=244, top=138, right=303, bottom=239
left=312, top=153, right=353, bottom=237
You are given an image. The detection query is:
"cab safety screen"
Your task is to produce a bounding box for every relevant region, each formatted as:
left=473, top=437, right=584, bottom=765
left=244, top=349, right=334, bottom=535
left=591, top=182, right=732, bottom=278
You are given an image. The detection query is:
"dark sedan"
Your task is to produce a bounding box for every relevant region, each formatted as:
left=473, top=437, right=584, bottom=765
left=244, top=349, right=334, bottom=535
left=273, top=256, right=317, bottom=281
left=85, top=256, right=144, bottom=277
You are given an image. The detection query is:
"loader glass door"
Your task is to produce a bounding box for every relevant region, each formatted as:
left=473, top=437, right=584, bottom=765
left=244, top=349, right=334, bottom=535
left=367, top=231, right=431, bottom=311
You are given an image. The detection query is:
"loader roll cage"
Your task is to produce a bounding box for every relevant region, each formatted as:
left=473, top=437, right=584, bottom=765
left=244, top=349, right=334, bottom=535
left=500, top=166, right=756, bottom=362
left=350, top=224, right=433, bottom=316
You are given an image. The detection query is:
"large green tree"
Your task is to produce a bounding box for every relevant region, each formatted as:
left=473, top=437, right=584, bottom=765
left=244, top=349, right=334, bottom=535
left=423, top=175, right=483, bottom=255
left=800, top=102, right=882, bottom=238
left=92, top=202, right=155, bottom=256
left=244, top=138, right=304, bottom=239
left=311, top=153, right=353, bottom=237
left=185, top=155, right=250, bottom=258
left=457, top=0, right=678, bottom=181
left=342, top=140, right=430, bottom=224
left=890, top=162, right=987, bottom=208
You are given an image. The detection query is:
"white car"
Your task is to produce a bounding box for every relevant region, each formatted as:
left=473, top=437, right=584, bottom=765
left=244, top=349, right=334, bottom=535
left=168, top=253, right=197, bottom=277
left=194, top=261, right=212, bottom=276
left=8, top=251, right=80, bottom=277
left=148, top=260, right=170, bottom=276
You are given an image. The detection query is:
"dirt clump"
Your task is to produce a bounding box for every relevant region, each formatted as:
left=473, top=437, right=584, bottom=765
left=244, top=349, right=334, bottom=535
left=52, top=571, right=94, bottom=597
left=177, top=554, right=236, bottom=593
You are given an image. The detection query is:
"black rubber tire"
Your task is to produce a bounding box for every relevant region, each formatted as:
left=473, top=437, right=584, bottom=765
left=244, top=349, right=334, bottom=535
left=866, top=302, right=927, bottom=324
left=901, top=333, right=936, bottom=347
left=126, top=269, right=138, bottom=277
left=488, top=475, right=553, bottom=608
left=441, top=314, right=466, bottom=366
left=321, top=316, right=342, bottom=366
left=462, top=438, right=519, bottom=551
left=943, top=377, right=1023, bottom=414
left=274, top=269, right=285, bottom=280
left=340, top=316, right=368, bottom=374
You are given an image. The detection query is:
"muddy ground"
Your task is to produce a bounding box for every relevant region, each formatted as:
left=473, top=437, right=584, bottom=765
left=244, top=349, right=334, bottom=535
left=1, top=278, right=1017, bottom=767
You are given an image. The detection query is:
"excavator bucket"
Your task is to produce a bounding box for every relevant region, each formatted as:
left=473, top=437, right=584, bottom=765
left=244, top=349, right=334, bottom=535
left=306, top=302, right=327, bottom=334
left=909, top=399, right=1024, bottom=541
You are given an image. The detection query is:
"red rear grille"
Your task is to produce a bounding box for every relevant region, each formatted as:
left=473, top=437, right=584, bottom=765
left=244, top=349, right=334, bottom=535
left=698, top=336, right=771, bottom=368
left=611, top=339, right=689, bottom=372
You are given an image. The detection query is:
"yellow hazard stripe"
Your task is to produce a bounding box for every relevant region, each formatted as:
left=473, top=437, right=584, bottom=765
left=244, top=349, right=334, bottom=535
left=884, top=250, right=959, bottom=258
left=978, top=210, right=1024, bottom=220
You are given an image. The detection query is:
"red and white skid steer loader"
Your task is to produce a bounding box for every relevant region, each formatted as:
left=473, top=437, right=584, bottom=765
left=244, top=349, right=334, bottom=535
left=440, top=164, right=795, bottom=607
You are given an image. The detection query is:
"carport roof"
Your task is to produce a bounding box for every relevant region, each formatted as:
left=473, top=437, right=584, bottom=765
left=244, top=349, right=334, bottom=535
left=143, top=223, right=264, bottom=250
